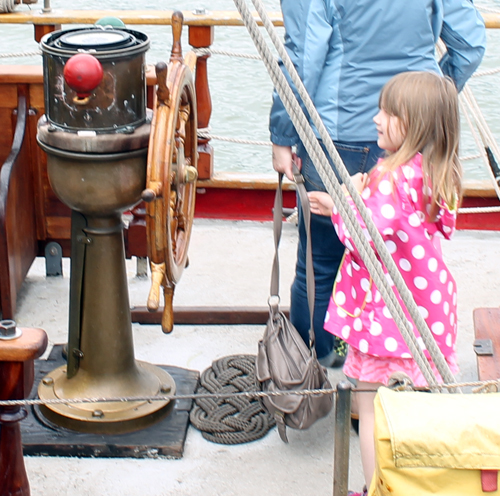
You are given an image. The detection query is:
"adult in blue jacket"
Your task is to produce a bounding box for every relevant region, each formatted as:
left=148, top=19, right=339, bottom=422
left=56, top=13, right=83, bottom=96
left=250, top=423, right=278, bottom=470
left=270, top=0, right=486, bottom=368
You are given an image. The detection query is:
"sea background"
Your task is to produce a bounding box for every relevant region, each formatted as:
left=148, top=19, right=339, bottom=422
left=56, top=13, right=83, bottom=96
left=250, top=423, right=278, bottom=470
left=1, top=0, right=500, bottom=181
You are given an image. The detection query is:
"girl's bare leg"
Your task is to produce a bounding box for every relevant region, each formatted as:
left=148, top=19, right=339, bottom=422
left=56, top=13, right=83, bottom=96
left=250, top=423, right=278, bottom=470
left=357, top=381, right=384, bottom=489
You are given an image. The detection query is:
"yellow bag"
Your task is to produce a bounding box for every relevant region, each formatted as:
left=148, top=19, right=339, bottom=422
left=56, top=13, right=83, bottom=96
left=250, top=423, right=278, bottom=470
left=370, top=387, right=500, bottom=496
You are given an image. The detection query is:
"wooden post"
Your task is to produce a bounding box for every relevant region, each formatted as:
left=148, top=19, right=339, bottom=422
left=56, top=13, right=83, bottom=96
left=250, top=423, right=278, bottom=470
left=188, top=25, right=214, bottom=180
left=0, top=323, right=48, bottom=496
left=34, top=25, right=61, bottom=43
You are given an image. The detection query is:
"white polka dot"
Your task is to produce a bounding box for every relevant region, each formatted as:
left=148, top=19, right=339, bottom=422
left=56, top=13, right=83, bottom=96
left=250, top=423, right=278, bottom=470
left=385, top=240, right=397, bottom=254
left=366, top=291, right=373, bottom=303
left=374, top=291, right=381, bottom=303
left=381, top=204, right=396, bottom=219
left=336, top=272, right=342, bottom=283
left=370, top=321, right=383, bottom=336
left=325, top=311, right=330, bottom=323
left=333, top=205, right=338, bottom=215
left=428, top=258, right=438, bottom=272
left=399, top=259, right=411, bottom=272
left=334, top=224, right=339, bottom=236
left=397, top=230, right=409, bottom=242
left=337, top=307, right=347, bottom=318
left=386, top=273, right=394, bottom=286
left=439, top=270, right=447, bottom=284
left=353, top=318, right=363, bottom=331
left=401, top=353, right=412, bottom=359
left=418, top=306, right=429, bottom=319
left=431, top=321, right=445, bottom=335
left=443, top=301, right=449, bottom=315
left=403, top=183, right=410, bottom=195
left=414, top=276, right=428, bottom=290
left=379, top=180, right=392, bottom=195
left=408, top=213, right=421, bottom=227
left=412, top=245, right=425, bottom=259
left=352, top=261, right=360, bottom=271
left=341, top=325, right=351, bottom=340
left=430, top=290, right=442, bottom=304
left=335, top=291, right=346, bottom=305
left=351, top=286, right=357, bottom=299
left=385, top=337, right=398, bottom=352
left=402, top=166, right=415, bottom=179
left=435, top=231, right=444, bottom=239
left=353, top=307, right=361, bottom=317
left=446, top=334, right=452, bottom=347
left=359, top=339, right=369, bottom=353
left=361, top=188, right=371, bottom=200
left=360, top=278, right=370, bottom=292
left=417, top=337, right=427, bottom=350
left=345, top=239, right=354, bottom=252
left=363, top=228, right=371, bottom=240
left=443, top=225, right=452, bottom=234
left=424, top=185, right=432, bottom=196
left=383, top=227, right=394, bottom=236
left=447, top=281, right=453, bottom=295
left=343, top=225, right=350, bottom=238
left=346, top=264, right=352, bottom=277
left=369, top=310, right=375, bottom=321
left=382, top=306, right=393, bottom=319
left=410, top=188, right=418, bottom=203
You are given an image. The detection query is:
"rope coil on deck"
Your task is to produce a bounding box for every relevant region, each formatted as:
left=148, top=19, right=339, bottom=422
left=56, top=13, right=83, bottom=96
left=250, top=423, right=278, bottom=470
left=189, top=355, right=276, bottom=444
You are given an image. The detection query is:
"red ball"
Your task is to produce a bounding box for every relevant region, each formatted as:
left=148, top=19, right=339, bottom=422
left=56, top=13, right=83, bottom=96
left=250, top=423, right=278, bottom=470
left=63, top=53, right=104, bottom=98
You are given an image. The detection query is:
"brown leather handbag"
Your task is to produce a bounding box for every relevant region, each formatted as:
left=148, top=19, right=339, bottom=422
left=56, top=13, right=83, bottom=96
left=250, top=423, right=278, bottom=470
left=255, top=169, right=333, bottom=443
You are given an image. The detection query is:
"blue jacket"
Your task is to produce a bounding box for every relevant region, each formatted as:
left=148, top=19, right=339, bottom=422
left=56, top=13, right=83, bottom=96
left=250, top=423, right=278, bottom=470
left=269, top=0, right=486, bottom=145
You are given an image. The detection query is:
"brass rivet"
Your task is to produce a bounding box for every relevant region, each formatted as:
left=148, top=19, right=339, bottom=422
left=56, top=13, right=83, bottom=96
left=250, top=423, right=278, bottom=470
left=160, top=384, right=171, bottom=393
left=92, top=409, right=104, bottom=418
left=42, top=377, right=54, bottom=386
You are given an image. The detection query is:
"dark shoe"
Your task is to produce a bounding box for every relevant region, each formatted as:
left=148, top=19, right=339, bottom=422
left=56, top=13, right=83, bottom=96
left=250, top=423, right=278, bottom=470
left=348, top=486, right=367, bottom=496
left=318, top=349, right=345, bottom=368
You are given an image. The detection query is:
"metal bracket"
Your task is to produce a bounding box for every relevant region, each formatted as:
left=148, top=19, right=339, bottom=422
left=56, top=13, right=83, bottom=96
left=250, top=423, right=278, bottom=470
left=45, top=241, right=63, bottom=277
left=473, top=339, right=494, bottom=356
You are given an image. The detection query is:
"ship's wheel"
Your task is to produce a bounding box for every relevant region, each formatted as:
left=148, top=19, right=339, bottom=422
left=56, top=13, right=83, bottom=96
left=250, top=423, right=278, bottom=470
left=142, top=12, right=198, bottom=333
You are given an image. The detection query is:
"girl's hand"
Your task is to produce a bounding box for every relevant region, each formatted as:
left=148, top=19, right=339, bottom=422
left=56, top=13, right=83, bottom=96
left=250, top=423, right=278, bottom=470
left=308, top=191, right=334, bottom=217
left=342, top=172, right=368, bottom=195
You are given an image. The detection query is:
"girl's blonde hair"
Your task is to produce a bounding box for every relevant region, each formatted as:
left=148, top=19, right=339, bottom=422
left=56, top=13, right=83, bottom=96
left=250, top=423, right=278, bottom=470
left=378, top=71, right=462, bottom=220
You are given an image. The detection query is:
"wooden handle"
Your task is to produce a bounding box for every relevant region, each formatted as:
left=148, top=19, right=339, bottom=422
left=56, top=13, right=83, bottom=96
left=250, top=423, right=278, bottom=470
left=155, top=62, right=169, bottom=104
left=161, top=286, right=174, bottom=334
left=147, top=262, right=165, bottom=311
left=171, top=11, right=184, bottom=61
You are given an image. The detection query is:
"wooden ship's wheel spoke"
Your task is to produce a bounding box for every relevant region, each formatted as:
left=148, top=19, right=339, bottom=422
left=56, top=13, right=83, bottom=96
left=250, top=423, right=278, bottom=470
left=142, top=11, right=198, bottom=333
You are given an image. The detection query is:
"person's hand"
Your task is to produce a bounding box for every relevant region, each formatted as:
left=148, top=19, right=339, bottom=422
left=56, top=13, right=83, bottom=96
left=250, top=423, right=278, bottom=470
left=272, top=144, right=294, bottom=181
left=342, top=172, right=368, bottom=195
left=308, top=191, right=334, bottom=217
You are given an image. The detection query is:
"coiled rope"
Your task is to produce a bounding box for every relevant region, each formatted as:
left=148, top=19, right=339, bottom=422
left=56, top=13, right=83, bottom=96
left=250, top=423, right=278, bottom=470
left=189, top=355, right=276, bottom=444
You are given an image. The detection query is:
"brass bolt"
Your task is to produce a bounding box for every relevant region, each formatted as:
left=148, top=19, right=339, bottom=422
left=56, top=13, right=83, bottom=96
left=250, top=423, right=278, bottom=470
left=160, top=384, right=172, bottom=394
left=42, top=377, right=54, bottom=386
left=92, top=409, right=104, bottom=418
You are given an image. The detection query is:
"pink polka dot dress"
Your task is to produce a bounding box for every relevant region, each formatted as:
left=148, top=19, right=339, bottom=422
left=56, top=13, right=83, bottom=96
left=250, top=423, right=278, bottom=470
left=324, top=153, right=459, bottom=385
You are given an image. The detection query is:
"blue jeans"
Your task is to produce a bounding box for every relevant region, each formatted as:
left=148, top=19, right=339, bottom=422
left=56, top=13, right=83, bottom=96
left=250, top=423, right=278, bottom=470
left=290, top=140, right=384, bottom=361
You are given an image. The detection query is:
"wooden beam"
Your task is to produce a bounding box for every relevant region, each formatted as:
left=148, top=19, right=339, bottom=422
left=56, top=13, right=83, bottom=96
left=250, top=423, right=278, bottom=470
left=131, top=306, right=290, bottom=326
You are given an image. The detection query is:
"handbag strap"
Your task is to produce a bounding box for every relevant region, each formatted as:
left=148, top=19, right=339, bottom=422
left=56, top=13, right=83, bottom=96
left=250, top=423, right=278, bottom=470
left=270, top=164, right=316, bottom=350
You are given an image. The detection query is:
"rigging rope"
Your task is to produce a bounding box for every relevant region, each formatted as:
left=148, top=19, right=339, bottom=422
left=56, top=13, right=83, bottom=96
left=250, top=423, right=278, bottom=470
left=234, top=0, right=461, bottom=388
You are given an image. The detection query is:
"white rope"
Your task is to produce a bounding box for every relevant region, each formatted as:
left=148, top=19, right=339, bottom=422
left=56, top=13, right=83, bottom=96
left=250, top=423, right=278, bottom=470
left=198, top=129, right=271, bottom=146
left=458, top=205, right=500, bottom=214
left=0, top=50, right=41, bottom=59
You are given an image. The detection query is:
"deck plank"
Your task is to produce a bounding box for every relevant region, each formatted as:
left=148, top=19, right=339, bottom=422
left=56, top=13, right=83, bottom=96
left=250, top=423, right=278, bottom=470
left=473, top=307, right=500, bottom=381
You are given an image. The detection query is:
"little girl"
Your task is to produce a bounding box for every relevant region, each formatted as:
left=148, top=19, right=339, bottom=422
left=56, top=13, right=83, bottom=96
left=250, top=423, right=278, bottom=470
left=308, top=71, right=461, bottom=495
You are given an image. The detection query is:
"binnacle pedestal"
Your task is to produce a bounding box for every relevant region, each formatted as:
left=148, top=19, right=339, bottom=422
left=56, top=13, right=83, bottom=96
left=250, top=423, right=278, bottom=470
left=36, top=26, right=176, bottom=434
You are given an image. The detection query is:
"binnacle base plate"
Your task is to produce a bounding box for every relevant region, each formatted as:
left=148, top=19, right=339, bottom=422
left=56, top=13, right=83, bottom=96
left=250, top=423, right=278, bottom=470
left=21, top=345, right=199, bottom=459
